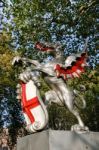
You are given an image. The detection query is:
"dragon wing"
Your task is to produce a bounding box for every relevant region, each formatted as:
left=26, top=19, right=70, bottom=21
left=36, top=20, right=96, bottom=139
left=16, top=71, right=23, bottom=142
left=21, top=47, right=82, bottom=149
left=54, top=52, right=88, bottom=80
left=35, top=39, right=88, bottom=80
left=35, top=42, right=54, bottom=52
left=54, top=38, right=89, bottom=80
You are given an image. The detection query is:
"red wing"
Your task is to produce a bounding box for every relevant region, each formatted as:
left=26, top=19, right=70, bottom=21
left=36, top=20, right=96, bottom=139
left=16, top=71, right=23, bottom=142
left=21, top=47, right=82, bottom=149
left=54, top=52, right=88, bottom=80
left=35, top=42, right=54, bottom=52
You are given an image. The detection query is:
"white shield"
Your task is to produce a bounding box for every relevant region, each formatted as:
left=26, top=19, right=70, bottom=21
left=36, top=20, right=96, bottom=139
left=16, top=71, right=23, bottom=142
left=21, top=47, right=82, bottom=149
left=21, top=80, right=48, bottom=132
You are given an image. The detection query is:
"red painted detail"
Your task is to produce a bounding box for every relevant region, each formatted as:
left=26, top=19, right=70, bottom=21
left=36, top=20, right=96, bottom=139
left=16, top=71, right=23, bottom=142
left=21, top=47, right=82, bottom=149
left=35, top=42, right=43, bottom=50
left=35, top=42, right=54, bottom=52
left=54, top=52, right=87, bottom=80
left=76, top=52, right=87, bottom=66
left=21, top=83, right=40, bottom=123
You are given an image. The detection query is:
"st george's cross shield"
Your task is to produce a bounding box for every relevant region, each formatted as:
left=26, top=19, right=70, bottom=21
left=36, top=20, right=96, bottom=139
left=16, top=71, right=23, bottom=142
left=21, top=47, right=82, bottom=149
left=20, top=80, right=48, bottom=132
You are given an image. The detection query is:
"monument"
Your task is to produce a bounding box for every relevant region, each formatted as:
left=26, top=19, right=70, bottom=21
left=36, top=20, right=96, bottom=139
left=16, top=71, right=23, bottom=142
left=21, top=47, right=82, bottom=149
left=12, top=39, right=99, bottom=150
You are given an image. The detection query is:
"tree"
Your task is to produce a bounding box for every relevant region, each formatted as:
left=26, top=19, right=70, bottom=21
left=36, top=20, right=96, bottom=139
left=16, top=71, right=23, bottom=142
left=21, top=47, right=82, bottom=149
left=0, top=2, right=24, bottom=149
left=4, top=0, right=98, bottom=63
left=0, top=0, right=99, bottom=149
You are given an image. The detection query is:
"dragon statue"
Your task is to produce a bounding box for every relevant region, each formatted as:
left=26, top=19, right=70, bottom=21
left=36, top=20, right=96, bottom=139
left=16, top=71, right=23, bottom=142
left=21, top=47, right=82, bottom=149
left=12, top=39, right=89, bottom=133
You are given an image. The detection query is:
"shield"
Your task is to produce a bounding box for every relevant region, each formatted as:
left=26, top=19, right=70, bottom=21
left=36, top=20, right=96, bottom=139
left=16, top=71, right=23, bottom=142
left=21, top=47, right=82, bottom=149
left=21, top=80, right=48, bottom=132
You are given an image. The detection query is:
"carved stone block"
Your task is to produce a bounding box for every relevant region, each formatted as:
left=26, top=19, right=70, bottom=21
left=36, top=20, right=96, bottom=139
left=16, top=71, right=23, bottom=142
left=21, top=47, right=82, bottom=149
left=17, top=130, right=99, bottom=150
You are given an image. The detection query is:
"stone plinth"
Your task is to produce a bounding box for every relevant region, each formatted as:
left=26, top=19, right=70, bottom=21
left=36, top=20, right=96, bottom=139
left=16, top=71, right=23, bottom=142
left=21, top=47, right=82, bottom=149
left=17, top=130, right=99, bottom=150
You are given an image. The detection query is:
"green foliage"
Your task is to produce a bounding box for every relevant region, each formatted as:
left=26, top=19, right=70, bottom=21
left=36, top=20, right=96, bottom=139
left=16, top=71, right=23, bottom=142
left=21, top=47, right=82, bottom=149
left=0, top=32, right=17, bottom=86
left=0, top=2, right=98, bottom=149
left=3, top=0, right=98, bottom=62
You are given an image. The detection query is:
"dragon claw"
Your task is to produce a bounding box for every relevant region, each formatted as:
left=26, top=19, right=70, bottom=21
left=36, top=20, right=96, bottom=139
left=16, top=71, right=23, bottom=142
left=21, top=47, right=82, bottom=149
left=71, top=124, right=89, bottom=133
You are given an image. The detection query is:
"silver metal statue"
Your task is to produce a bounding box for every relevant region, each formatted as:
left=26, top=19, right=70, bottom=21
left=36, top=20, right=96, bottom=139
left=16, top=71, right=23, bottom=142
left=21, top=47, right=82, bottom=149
left=12, top=39, right=89, bottom=133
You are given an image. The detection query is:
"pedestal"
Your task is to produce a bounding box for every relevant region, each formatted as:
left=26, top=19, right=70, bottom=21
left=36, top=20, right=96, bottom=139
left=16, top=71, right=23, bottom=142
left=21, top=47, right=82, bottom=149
left=17, top=130, right=99, bottom=150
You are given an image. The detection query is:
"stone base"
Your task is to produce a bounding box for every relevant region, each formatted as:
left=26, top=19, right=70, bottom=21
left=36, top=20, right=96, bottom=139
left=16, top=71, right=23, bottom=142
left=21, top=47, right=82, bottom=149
left=17, top=130, right=99, bottom=150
